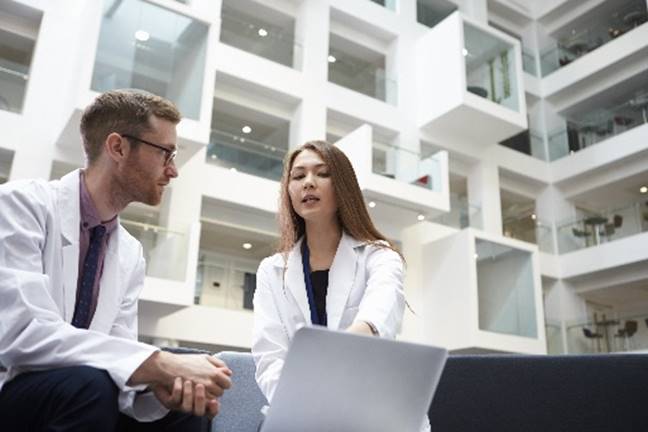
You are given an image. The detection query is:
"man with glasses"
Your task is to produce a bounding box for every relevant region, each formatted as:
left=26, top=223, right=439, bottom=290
left=0, top=89, right=231, bottom=431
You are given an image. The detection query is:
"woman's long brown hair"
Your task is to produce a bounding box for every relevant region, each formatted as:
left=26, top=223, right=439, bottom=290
left=277, top=140, right=400, bottom=258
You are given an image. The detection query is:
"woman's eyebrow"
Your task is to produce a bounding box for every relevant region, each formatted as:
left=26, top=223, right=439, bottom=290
left=291, top=163, right=327, bottom=171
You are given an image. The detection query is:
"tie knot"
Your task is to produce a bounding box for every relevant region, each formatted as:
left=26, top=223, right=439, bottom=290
left=91, top=225, right=106, bottom=241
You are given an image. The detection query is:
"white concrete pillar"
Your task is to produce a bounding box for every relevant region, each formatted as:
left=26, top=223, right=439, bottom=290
left=467, top=160, right=502, bottom=234
left=9, top=0, right=97, bottom=181
left=536, top=185, right=575, bottom=254
left=544, top=279, right=588, bottom=354
left=290, top=0, right=329, bottom=147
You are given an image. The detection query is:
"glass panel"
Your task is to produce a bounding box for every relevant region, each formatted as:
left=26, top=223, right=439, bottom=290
left=0, top=20, right=39, bottom=113
left=368, top=0, right=397, bottom=11
left=545, top=320, right=565, bottom=354
left=0, top=148, right=14, bottom=184
left=522, top=48, right=537, bottom=76
left=121, top=219, right=188, bottom=281
left=372, top=144, right=442, bottom=192
left=476, top=239, right=537, bottom=338
left=464, top=22, right=519, bottom=112
left=499, top=129, right=547, bottom=161
left=540, top=0, right=647, bottom=77
left=503, top=215, right=555, bottom=253
left=206, top=129, right=285, bottom=181
left=328, top=38, right=396, bottom=104
left=431, top=194, right=481, bottom=229
left=219, top=5, right=300, bottom=69
left=91, top=0, right=208, bottom=119
left=416, top=0, right=457, bottom=28
left=195, top=258, right=256, bottom=311
left=548, top=90, right=648, bottom=160
left=556, top=201, right=648, bottom=253
left=565, top=314, right=648, bottom=354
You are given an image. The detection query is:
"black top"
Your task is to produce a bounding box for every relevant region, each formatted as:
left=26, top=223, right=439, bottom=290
left=310, top=270, right=329, bottom=326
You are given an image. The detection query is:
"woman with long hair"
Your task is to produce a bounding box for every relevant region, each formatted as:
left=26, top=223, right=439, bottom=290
left=251, top=140, right=429, bottom=430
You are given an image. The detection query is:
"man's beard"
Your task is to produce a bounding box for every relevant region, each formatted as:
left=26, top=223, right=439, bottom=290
left=113, top=159, right=162, bottom=207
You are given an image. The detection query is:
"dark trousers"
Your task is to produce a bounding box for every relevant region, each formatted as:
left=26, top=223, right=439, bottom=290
left=0, top=366, right=210, bottom=432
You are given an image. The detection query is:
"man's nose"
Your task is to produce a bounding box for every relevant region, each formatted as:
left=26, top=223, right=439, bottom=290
left=166, top=160, right=179, bottom=178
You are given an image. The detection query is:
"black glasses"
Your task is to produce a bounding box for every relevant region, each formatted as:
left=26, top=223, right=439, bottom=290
left=121, top=134, right=177, bottom=167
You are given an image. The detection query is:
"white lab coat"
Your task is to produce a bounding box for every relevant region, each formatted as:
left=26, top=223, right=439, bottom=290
left=251, top=232, right=406, bottom=400
left=0, top=170, right=167, bottom=421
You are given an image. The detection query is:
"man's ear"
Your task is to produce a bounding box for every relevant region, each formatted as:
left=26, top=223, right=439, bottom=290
left=104, top=132, right=128, bottom=163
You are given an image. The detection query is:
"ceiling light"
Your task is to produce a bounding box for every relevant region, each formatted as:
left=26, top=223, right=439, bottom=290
left=328, top=55, right=337, bottom=63
left=258, top=28, right=268, bottom=37
left=462, top=48, right=468, bottom=56
left=531, top=214, right=537, bottom=220
left=368, top=201, right=376, bottom=208
left=134, top=30, right=150, bottom=42
left=242, top=243, right=252, bottom=250
left=417, top=214, right=425, bottom=221
left=242, top=125, right=252, bottom=134
left=640, top=186, right=648, bottom=194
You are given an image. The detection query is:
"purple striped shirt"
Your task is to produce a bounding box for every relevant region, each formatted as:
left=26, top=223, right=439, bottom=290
left=77, top=170, right=118, bottom=324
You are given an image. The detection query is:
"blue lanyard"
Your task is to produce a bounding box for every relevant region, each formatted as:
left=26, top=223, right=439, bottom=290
left=301, top=240, right=322, bottom=326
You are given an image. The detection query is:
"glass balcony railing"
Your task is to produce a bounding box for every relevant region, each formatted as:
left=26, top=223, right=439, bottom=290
left=522, top=48, right=538, bottom=77
left=431, top=195, right=481, bottom=229
left=545, top=320, right=565, bottom=354
left=499, top=129, right=547, bottom=161
left=91, top=0, right=208, bottom=120
left=503, top=216, right=555, bottom=254
left=565, top=313, right=648, bottom=354
left=328, top=51, right=396, bottom=104
left=372, top=145, right=442, bottom=192
left=0, top=64, right=28, bottom=113
left=121, top=219, right=188, bottom=281
left=195, top=259, right=256, bottom=311
left=539, top=0, right=647, bottom=76
left=556, top=200, right=648, bottom=254
left=219, top=10, right=300, bottom=69
left=206, top=129, right=286, bottom=181
left=0, top=27, right=37, bottom=114
left=464, top=21, right=520, bottom=112
left=548, top=90, right=648, bottom=160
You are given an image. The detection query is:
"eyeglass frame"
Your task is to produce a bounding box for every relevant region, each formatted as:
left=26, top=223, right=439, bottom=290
left=121, top=133, right=178, bottom=167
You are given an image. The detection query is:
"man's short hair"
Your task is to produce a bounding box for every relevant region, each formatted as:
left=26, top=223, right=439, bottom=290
left=79, top=89, right=181, bottom=164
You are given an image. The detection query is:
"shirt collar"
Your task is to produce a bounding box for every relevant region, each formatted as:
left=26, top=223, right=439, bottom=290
left=79, top=170, right=118, bottom=234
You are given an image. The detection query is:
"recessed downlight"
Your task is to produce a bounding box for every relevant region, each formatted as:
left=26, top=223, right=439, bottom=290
left=417, top=214, right=425, bottom=221
left=242, top=125, right=252, bottom=134
left=258, top=28, right=268, bottom=37
left=135, top=30, right=150, bottom=42
left=242, top=243, right=252, bottom=250
left=640, top=186, right=648, bottom=194
left=368, top=201, right=376, bottom=208
left=327, top=55, right=336, bottom=63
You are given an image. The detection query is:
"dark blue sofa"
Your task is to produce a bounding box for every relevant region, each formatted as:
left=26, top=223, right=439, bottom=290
left=213, top=352, right=648, bottom=432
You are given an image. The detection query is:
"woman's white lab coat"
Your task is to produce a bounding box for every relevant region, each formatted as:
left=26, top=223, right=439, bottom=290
left=251, top=232, right=406, bottom=402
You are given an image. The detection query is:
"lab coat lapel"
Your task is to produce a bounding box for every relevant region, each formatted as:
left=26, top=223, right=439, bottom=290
left=327, top=233, right=361, bottom=330
left=58, top=170, right=81, bottom=322
left=284, top=238, right=312, bottom=324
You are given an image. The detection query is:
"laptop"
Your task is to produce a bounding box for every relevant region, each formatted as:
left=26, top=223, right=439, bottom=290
left=261, top=326, right=448, bottom=432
